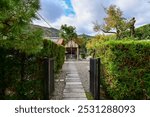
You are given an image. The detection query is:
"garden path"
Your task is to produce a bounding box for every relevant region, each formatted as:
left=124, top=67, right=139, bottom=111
left=62, top=61, right=87, bottom=100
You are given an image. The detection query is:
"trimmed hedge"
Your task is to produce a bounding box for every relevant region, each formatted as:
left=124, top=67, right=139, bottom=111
left=0, top=39, right=65, bottom=99
left=40, top=39, right=65, bottom=73
left=96, top=40, right=150, bottom=99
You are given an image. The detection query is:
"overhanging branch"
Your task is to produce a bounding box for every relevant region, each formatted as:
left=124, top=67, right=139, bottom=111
left=101, top=28, right=116, bottom=34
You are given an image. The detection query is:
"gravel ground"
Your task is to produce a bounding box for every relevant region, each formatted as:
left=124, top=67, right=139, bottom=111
left=50, top=63, right=68, bottom=100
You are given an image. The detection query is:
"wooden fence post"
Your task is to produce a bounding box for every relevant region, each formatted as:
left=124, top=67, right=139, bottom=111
left=43, top=58, right=55, bottom=100
left=90, top=58, right=100, bottom=100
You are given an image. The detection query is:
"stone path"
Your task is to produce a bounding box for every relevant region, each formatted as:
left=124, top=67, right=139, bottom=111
left=62, top=61, right=87, bottom=100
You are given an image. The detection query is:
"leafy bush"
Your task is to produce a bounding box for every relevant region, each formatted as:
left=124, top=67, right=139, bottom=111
left=0, top=39, right=65, bottom=99
left=122, top=24, right=150, bottom=40
left=135, top=24, right=150, bottom=40
left=0, top=0, right=65, bottom=100
left=96, top=40, right=150, bottom=99
left=40, top=39, right=65, bottom=73
left=86, top=35, right=116, bottom=57
left=0, top=48, right=43, bottom=99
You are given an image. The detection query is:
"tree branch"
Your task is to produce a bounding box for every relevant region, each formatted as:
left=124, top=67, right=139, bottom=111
left=101, top=28, right=116, bottom=34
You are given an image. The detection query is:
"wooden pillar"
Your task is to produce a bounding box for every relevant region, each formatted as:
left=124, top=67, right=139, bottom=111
left=65, top=47, right=67, bottom=61
left=77, top=47, right=79, bottom=60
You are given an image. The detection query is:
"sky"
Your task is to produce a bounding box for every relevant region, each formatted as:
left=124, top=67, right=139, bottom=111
left=33, top=0, right=150, bottom=35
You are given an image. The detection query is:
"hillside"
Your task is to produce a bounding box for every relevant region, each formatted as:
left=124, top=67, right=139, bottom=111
left=78, top=34, right=93, bottom=38
left=31, top=25, right=93, bottom=39
left=31, top=25, right=60, bottom=37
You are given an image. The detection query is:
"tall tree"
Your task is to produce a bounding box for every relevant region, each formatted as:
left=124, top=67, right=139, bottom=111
left=128, top=17, right=136, bottom=37
left=93, top=5, right=128, bottom=39
left=0, top=0, right=42, bottom=98
left=59, top=24, right=77, bottom=43
left=0, top=0, right=42, bottom=54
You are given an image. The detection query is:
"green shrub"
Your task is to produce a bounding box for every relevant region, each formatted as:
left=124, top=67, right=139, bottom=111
left=40, top=39, right=65, bottom=73
left=0, top=39, right=65, bottom=99
left=97, top=40, right=150, bottom=99
left=0, top=48, right=44, bottom=99
left=135, top=24, right=150, bottom=40
left=122, top=24, right=150, bottom=40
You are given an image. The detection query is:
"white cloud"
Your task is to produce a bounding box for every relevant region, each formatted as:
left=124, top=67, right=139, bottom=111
left=115, top=0, right=140, bottom=11
left=34, top=0, right=105, bottom=35
left=51, top=0, right=105, bottom=35
left=33, top=0, right=150, bottom=35
left=114, top=0, right=150, bottom=26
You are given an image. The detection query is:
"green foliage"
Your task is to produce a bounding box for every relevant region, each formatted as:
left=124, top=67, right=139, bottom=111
left=85, top=92, right=94, bottom=100
left=96, top=40, right=150, bottom=99
left=93, top=5, right=138, bottom=39
left=93, top=5, right=128, bottom=39
left=0, top=0, right=44, bottom=99
left=0, top=0, right=65, bottom=99
left=0, top=39, right=65, bottom=99
left=104, top=5, right=124, bottom=30
left=0, top=27, right=43, bottom=55
left=123, top=24, right=150, bottom=40
left=0, top=0, right=42, bottom=55
left=75, top=35, right=90, bottom=58
left=135, top=24, right=150, bottom=40
left=0, top=48, right=44, bottom=99
left=86, top=35, right=116, bottom=52
left=59, top=24, right=77, bottom=43
left=0, top=0, right=39, bottom=35
left=40, top=39, right=65, bottom=73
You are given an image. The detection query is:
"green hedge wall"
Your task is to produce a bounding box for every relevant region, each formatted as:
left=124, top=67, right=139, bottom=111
left=97, top=40, right=150, bottom=99
left=0, top=39, right=65, bottom=99
left=40, top=39, right=65, bottom=73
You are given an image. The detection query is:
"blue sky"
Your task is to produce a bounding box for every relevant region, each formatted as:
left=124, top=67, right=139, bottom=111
left=63, top=0, right=75, bottom=16
left=33, top=0, right=150, bottom=35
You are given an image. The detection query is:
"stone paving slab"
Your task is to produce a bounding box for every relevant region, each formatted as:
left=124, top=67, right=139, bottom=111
left=66, top=72, right=78, bottom=74
left=63, top=88, right=85, bottom=93
left=66, top=78, right=81, bottom=82
left=66, top=82, right=82, bottom=85
left=66, top=75, right=79, bottom=78
left=65, top=84, right=83, bottom=88
left=63, top=93, right=86, bottom=98
left=62, top=61, right=87, bottom=100
left=63, top=98, right=87, bottom=100
left=55, top=79, right=65, bottom=82
left=66, top=73, right=79, bottom=75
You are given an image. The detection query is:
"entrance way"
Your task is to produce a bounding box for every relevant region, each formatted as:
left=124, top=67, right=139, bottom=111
left=66, top=47, right=77, bottom=59
left=65, top=40, right=79, bottom=60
